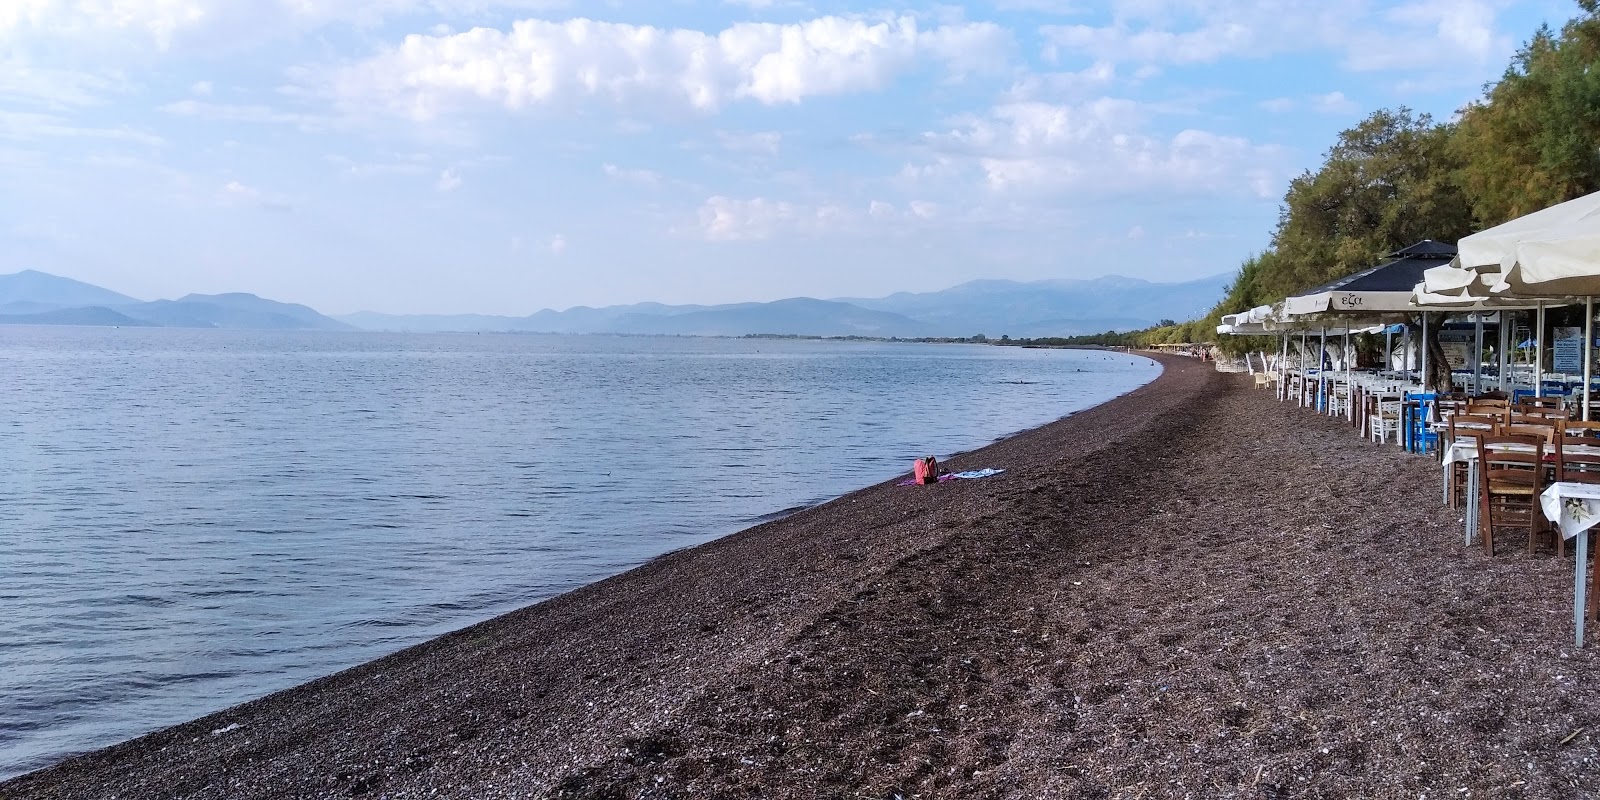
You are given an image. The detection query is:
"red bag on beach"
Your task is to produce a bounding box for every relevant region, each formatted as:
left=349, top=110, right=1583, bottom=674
left=914, top=456, right=939, bottom=485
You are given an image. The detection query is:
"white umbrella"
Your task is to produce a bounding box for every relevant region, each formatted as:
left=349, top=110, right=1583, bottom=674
left=1460, top=190, right=1600, bottom=273
left=1466, top=197, right=1600, bottom=418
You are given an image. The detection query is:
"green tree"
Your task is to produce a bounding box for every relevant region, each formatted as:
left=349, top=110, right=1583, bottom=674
left=1454, top=3, right=1600, bottom=224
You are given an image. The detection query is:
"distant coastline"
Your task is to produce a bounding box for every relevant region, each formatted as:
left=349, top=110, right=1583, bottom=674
left=2, top=268, right=1225, bottom=340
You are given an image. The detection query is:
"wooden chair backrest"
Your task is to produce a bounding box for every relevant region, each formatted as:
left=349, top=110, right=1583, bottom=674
left=1465, top=404, right=1510, bottom=424
left=1557, top=445, right=1600, bottom=484
left=1522, top=396, right=1564, bottom=409
left=1478, top=434, right=1545, bottom=485
left=1565, top=422, right=1600, bottom=438
left=1503, top=422, right=1559, bottom=444
left=1471, top=397, right=1510, bottom=409
left=1513, top=407, right=1571, bottom=421
left=1449, top=414, right=1501, bottom=442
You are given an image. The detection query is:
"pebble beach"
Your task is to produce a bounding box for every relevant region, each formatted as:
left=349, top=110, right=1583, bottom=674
left=7, top=353, right=1600, bottom=799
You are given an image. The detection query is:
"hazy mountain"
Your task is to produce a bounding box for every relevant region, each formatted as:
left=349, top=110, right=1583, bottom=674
left=340, top=274, right=1228, bottom=337
left=0, top=269, right=139, bottom=309
left=0, top=306, right=155, bottom=327
left=0, top=272, right=352, bottom=330
left=0, top=269, right=1230, bottom=337
left=118, top=294, right=354, bottom=330
left=835, top=273, right=1232, bottom=338
left=341, top=302, right=713, bottom=333
left=608, top=298, right=929, bottom=337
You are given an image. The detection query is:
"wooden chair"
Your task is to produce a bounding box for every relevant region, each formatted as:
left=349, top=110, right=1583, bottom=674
left=1505, top=421, right=1559, bottom=441
left=1523, top=395, right=1565, bottom=409
left=1514, top=407, right=1572, bottom=422
left=1477, top=433, right=1546, bottom=556
left=1565, top=421, right=1600, bottom=439
left=1448, top=414, right=1501, bottom=507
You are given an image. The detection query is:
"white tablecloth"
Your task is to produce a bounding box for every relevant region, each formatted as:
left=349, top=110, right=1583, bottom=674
left=1540, top=481, right=1600, bottom=647
left=1542, top=481, right=1600, bottom=540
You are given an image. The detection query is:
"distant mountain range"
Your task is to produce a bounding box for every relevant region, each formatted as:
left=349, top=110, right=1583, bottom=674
left=0, top=269, right=1229, bottom=337
left=0, top=270, right=351, bottom=331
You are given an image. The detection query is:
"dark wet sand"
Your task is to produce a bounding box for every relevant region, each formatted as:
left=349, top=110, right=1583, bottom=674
left=8, top=354, right=1600, bottom=799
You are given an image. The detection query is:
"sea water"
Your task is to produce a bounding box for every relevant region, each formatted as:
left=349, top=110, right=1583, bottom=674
left=0, top=328, right=1159, bottom=778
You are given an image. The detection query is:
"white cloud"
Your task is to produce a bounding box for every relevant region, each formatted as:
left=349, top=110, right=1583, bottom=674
left=0, top=1, right=577, bottom=51
left=919, top=99, right=1283, bottom=198
left=716, top=130, right=782, bottom=155
left=217, top=179, right=291, bottom=210
left=326, top=15, right=1012, bottom=119
left=0, top=59, right=124, bottom=107
left=1042, top=21, right=1254, bottom=66
left=1126, top=224, right=1145, bottom=239
left=0, top=109, right=163, bottom=145
left=698, top=196, right=796, bottom=241
left=436, top=168, right=462, bottom=191
left=1258, top=96, right=1295, bottom=113
left=693, top=195, right=943, bottom=241
left=190, top=80, right=213, bottom=96
left=548, top=233, right=567, bottom=254
left=1035, top=0, right=1512, bottom=86
left=601, top=163, right=662, bottom=184
left=160, top=99, right=326, bottom=130
left=1310, top=91, right=1357, bottom=114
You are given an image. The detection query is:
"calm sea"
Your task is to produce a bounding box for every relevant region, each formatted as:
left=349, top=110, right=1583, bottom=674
left=0, top=328, right=1158, bottom=778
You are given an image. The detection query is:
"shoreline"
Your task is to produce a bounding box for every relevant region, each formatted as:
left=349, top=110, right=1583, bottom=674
left=13, top=352, right=1599, bottom=797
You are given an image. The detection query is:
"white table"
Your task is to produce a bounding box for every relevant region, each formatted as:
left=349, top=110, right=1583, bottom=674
left=1540, top=481, right=1600, bottom=647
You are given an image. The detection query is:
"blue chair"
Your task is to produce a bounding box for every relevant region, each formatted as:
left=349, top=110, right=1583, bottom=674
left=1404, top=391, right=1439, bottom=454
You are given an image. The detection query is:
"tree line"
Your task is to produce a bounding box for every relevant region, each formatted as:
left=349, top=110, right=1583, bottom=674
left=1079, top=1, right=1600, bottom=366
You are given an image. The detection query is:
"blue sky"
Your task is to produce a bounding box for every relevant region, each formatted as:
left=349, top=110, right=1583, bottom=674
left=0, top=0, right=1579, bottom=315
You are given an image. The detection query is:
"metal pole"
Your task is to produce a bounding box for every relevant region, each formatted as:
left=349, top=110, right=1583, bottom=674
left=1473, top=315, right=1483, bottom=395
left=1585, top=298, right=1594, bottom=422
left=1300, top=330, right=1307, bottom=406
left=1385, top=327, right=1393, bottom=373
left=1536, top=302, right=1545, bottom=398
left=1499, top=312, right=1510, bottom=392
left=1280, top=333, right=1288, bottom=400
left=1319, top=329, right=1328, bottom=413
left=1344, top=329, right=1352, bottom=421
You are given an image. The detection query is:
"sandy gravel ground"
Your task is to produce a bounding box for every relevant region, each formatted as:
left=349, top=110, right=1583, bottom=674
left=7, top=354, right=1600, bottom=799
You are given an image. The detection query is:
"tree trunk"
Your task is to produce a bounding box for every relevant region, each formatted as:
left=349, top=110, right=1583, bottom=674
left=1422, top=312, right=1454, bottom=394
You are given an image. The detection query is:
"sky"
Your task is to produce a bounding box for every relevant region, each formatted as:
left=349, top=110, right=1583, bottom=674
left=0, top=0, right=1581, bottom=315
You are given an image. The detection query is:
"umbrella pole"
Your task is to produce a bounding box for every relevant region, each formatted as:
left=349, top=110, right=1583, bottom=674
left=1473, top=316, right=1483, bottom=395
left=1320, top=329, right=1328, bottom=413
left=1344, top=329, right=1351, bottom=421
left=1385, top=328, right=1393, bottom=373
left=1536, top=302, right=1545, bottom=398
left=1586, top=298, right=1594, bottom=422
left=1300, top=331, right=1307, bottom=406
left=1499, top=312, right=1510, bottom=393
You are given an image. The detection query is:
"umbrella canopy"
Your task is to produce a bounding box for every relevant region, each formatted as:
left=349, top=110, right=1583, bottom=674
left=1284, top=240, right=1457, bottom=315
left=1459, top=189, right=1600, bottom=272
left=1494, top=228, right=1600, bottom=296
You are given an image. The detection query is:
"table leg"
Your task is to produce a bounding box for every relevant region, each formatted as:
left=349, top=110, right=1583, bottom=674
left=1577, top=532, right=1588, bottom=648
left=1464, top=460, right=1478, bottom=546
